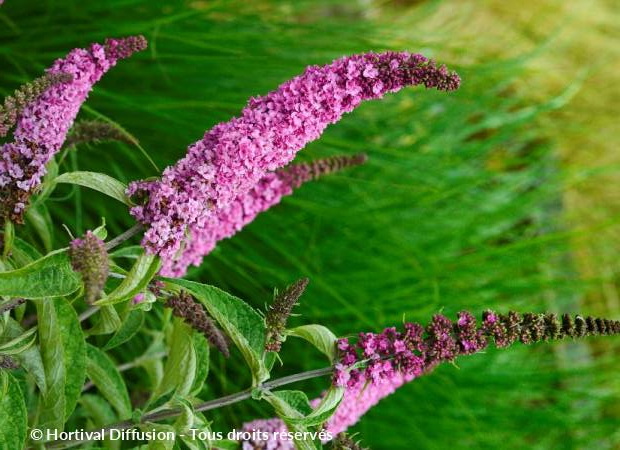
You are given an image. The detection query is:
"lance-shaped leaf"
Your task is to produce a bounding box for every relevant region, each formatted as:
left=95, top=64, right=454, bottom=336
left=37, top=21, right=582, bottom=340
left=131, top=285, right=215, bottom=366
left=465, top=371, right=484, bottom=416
left=103, top=309, right=144, bottom=350
left=0, top=326, right=37, bottom=355
left=0, top=250, right=80, bottom=299
left=97, top=253, right=160, bottom=305
left=150, top=318, right=197, bottom=404
left=54, top=171, right=131, bottom=205
left=286, top=387, right=344, bottom=427
left=0, top=372, right=28, bottom=450
left=165, top=278, right=268, bottom=385
left=86, top=344, right=132, bottom=419
left=36, top=298, right=86, bottom=430
left=263, top=390, right=318, bottom=450
left=286, top=324, right=338, bottom=363
left=1, top=318, right=46, bottom=393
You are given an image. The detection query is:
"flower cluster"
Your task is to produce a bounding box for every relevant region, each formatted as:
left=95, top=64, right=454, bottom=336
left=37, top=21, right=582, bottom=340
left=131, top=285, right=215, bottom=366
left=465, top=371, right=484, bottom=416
left=0, top=72, right=73, bottom=137
left=128, top=52, right=460, bottom=277
left=240, top=418, right=294, bottom=450
left=0, top=36, right=146, bottom=223
left=326, top=310, right=620, bottom=435
left=68, top=231, right=109, bottom=304
left=153, top=153, right=368, bottom=276
left=165, top=291, right=230, bottom=357
left=241, top=419, right=295, bottom=450
left=242, top=310, right=620, bottom=447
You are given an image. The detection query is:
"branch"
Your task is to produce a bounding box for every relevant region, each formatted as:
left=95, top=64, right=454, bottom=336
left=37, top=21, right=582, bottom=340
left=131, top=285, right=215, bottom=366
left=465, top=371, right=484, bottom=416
left=44, top=366, right=332, bottom=449
left=104, top=223, right=144, bottom=251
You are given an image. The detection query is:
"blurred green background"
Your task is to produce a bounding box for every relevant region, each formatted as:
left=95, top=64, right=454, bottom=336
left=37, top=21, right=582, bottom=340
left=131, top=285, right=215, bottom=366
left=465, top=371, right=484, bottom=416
left=1, top=0, right=619, bottom=448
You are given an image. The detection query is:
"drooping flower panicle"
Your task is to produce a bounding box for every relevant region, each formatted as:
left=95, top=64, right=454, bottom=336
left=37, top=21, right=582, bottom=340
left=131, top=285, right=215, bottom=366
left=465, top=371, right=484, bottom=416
left=165, top=291, right=230, bottom=357
left=128, top=52, right=460, bottom=276
left=156, top=153, right=367, bottom=276
left=68, top=231, right=109, bottom=304
left=65, top=119, right=136, bottom=147
left=242, top=310, right=620, bottom=446
left=0, top=72, right=73, bottom=137
left=265, top=278, right=309, bottom=352
left=0, top=36, right=147, bottom=223
left=327, top=310, right=620, bottom=435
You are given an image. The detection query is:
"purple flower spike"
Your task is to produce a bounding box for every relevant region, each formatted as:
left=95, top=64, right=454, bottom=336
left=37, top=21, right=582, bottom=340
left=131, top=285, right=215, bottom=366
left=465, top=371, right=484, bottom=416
left=148, top=153, right=368, bottom=276
left=0, top=36, right=147, bottom=223
left=128, top=52, right=460, bottom=276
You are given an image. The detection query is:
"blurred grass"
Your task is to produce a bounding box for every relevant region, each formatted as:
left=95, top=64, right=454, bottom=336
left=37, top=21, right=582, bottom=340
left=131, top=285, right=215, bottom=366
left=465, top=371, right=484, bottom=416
left=1, top=0, right=619, bottom=448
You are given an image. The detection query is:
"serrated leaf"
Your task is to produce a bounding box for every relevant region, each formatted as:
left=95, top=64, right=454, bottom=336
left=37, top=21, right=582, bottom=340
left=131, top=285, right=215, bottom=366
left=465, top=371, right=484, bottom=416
left=165, top=278, right=268, bottom=385
left=151, top=318, right=196, bottom=405
left=0, top=372, right=27, bottom=450
left=36, top=298, right=86, bottom=430
left=96, top=253, right=160, bottom=305
left=103, top=309, right=144, bottom=350
left=86, top=344, right=132, bottom=419
left=0, top=250, right=80, bottom=299
left=54, top=171, right=131, bottom=205
left=286, top=325, right=338, bottom=363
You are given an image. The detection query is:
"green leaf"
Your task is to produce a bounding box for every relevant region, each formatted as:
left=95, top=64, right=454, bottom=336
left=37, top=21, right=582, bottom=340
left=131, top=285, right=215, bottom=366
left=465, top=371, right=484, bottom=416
left=263, top=391, right=318, bottom=450
left=286, top=325, right=338, bottom=363
left=0, top=250, right=80, bottom=299
left=103, top=309, right=144, bottom=350
left=87, top=306, right=122, bottom=336
left=2, top=319, right=46, bottom=393
left=286, top=387, right=344, bottom=427
left=25, top=202, right=54, bottom=253
left=191, top=332, right=209, bottom=395
left=110, top=245, right=144, bottom=260
left=267, top=390, right=312, bottom=418
left=96, top=253, right=160, bottom=305
left=54, top=171, right=131, bottom=205
left=80, top=394, right=119, bottom=450
left=0, top=372, right=27, bottom=450
left=86, top=344, right=132, bottom=419
left=2, top=220, right=14, bottom=259
left=9, top=237, right=43, bottom=267
left=143, top=423, right=176, bottom=450
left=151, top=318, right=196, bottom=404
left=36, top=298, right=86, bottom=430
left=92, top=218, right=108, bottom=240
left=165, top=278, right=268, bottom=385
left=0, top=326, right=37, bottom=355
left=80, top=394, right=118, bottom=427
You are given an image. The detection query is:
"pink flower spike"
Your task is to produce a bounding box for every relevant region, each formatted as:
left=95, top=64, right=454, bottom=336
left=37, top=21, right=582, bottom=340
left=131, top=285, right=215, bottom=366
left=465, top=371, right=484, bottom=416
left=128, top=52, right=460, bottom=276
left=0, top=36, right=147, bottom=223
